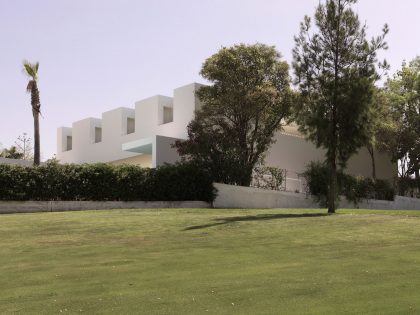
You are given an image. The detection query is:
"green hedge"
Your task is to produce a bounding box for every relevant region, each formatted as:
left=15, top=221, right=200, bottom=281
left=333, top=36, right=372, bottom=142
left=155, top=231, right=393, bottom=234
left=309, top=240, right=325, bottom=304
left=0, top=161, right=216, bottom=202
left=302, top=161, right=394, bottom=207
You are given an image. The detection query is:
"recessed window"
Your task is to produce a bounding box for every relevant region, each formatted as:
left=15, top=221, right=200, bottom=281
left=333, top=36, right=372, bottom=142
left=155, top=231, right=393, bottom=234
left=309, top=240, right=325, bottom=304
left=66, top=136, right=72, bottom=151
left=95, top=127, right=102, bottom=143
left=127, top=118, right=135, bottom=134
left=163, top=106, right=173, bottom=124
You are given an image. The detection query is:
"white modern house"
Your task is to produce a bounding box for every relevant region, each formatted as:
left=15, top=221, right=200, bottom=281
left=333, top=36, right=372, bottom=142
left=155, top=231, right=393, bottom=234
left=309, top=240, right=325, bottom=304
left=57, top=82, right=395, bottom=191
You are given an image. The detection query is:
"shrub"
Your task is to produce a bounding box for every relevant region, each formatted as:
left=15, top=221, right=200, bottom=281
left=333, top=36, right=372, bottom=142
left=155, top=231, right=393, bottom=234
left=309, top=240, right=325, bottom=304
left=373, top=179, right=395, bottom=201
left=302, top=161, right=394, bottom=207
left=341, top=176, right=373, bottom=205
left=397, top=177, right=420, bottom=198
left=302, top=162, right=334, bottom=207
left=0, top=161, right=216, bottom=202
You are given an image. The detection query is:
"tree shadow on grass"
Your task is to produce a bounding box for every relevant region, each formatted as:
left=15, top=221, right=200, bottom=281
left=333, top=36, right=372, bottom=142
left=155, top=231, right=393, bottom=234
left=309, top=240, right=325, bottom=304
left=183, top=213, right=329, bottom=231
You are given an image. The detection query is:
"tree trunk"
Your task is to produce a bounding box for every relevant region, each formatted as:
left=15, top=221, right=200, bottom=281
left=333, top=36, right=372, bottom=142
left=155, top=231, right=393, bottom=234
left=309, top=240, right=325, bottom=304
left=33, top=112, right=40, bottom=165
left=328, top=0, right=341, bottom=215
left=367, top=144, right=376, bottom=181
left=328, top=153, right=337, bottom=214
left=239, top=165, right=253, bottom=187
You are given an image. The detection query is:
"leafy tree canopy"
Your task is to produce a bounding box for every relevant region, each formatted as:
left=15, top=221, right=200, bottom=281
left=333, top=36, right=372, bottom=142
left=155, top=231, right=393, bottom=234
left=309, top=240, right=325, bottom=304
left=384, top=57, right=420, bottom=178
left=1, top=146, right=24, bottom=159
left=175, top=44, right=294, bottom=186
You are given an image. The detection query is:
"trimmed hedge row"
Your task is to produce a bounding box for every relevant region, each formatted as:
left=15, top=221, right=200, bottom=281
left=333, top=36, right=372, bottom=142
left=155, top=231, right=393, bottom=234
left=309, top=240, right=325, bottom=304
left=0, top=162, right=216, bottom=202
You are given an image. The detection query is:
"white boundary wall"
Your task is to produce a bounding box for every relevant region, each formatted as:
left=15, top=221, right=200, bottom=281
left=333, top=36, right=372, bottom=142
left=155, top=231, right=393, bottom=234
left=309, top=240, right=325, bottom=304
left=340, top=195, right=420, bottom=210
left=213, top=183, right=420, bottom=210
left=213, top=183, right=319, bottom=209
left=0, top=157, right=33, bottom=166
left=1, top=184, right=419, bottom=215
left=0, top=201, right=211, bottom=214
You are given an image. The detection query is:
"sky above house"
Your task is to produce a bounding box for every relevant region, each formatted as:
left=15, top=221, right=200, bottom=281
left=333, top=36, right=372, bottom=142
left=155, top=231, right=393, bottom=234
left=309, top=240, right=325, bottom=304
left=1, top=0, right=419, bottom=160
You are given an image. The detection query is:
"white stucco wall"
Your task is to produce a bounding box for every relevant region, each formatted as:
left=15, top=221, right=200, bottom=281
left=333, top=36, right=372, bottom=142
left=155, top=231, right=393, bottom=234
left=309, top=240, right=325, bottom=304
left=155, top=135, right=182, bottom=166
left=57, top=83, right=202, bottom=166
left=213, top=183, right=420, bottom=210
left=57, top=110, right=140, bottom=164
left=0, top=157, right=34, bottom=166
left=266, top=129, right=395, bottom=181
left=213, top=183, right=319, bottom=209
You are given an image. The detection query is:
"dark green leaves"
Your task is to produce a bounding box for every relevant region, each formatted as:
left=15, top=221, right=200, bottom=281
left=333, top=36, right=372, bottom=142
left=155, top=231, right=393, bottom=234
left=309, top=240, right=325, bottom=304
left=0, top=162, right=216, bottom=202
left=176, top=44, right=293, bottom=186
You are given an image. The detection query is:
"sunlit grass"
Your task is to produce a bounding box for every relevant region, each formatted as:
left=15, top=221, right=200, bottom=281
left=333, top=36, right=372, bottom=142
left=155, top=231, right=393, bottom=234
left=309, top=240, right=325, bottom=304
left=1, top=208, right=419, bottom=314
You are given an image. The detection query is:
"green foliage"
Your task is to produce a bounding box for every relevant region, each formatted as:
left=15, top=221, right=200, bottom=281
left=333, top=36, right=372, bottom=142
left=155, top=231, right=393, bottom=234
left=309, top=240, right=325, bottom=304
left=1, top=146, right=24, bottom=159
left=292, top=0, right=389, bottom=212
left=0, top=161, right=215, bottom=202
left=302, top=162, right=333, bottom=207
left=366, top=89, right=395, bottom=179
left=303, top=162, right=394, bottom=207
left=23, top=61, right=39, bottom=81
left=397, top=177, right=420, bottom=198
left=384, top=57, right=420, bottom=178
left=175, top=44, right=293, bottom=186
left=251, top=166, right=285, bottom=190
left=373, top=179, right=396, bottom=201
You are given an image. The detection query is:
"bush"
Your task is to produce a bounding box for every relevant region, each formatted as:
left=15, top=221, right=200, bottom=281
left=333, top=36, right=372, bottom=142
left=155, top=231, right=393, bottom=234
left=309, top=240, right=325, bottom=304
left=302, top=162, right=394, bottom=207
left=373, top=179, right=395, bottom=201
left=302, top=162, right=332, bottom=207
left=0, top=161, right=216, bottom=202
left=397, top=177, right=420, bottom=198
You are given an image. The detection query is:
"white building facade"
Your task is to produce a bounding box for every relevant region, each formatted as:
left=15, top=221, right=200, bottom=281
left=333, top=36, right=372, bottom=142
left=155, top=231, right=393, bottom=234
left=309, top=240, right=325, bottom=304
left=57, top=82, right=396, bottom=191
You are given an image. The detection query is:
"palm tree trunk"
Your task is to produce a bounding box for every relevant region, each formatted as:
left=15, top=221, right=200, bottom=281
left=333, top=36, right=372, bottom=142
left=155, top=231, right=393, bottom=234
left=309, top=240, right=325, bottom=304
left=30, top=81, right=41, bottom=166
left=33, top=112, right=40, bottom=165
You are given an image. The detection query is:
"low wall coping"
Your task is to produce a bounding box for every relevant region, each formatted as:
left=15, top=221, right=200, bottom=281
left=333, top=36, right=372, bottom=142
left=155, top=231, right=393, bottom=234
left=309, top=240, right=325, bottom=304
left=0, top=200, right=211, bottom=214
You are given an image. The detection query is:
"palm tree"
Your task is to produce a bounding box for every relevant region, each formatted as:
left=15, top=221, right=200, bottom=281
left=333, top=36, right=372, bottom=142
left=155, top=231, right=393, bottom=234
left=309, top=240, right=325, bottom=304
left=23, top=61, right=41, bottom=165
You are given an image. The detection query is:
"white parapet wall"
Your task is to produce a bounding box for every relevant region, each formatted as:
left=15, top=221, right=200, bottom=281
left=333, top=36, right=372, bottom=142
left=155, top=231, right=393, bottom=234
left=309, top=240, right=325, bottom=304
left=0, top=157, right=34, bottom=166
left=213, top=183, right=320, bottom=209
left=340, top=195, right=420, bottom=210
left=57, top=83, right=204, bottom=167
left=213, top=183, right=420, bottom=210
left=0, top=200, right=211, bottom=214
left=1, top=185, right=419, bottom=214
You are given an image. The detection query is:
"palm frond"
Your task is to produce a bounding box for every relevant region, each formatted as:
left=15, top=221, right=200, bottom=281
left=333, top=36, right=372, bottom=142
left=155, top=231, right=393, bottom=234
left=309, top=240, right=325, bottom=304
left=22, top=60, right=39, bottom=81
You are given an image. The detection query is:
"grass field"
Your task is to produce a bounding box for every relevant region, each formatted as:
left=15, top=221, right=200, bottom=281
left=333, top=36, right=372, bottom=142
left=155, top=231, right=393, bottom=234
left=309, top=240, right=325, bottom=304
left=1, top=208, right=420, bottom=314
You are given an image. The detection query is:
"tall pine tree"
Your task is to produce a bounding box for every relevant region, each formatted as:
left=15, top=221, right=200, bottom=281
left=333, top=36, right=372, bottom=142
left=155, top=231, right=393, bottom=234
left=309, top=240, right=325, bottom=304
left=292, top=0, right=388, bottom=213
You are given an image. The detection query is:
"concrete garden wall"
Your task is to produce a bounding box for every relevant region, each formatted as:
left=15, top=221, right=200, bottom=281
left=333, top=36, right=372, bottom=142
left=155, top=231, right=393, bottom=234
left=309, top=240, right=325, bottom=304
left=0, top=200, right=211, bottom=214
left=0, top=157, right=34, bottom=166
left=213, top=183, right=319, bottom=209
left=1, top=183, right=419, bottom=214
left=213, top=183, right=420, bottom=210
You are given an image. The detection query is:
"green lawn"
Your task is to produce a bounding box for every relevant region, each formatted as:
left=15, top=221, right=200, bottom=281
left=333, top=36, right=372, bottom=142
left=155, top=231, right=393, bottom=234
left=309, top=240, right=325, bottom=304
left=1, top=208, right=420, bottom=314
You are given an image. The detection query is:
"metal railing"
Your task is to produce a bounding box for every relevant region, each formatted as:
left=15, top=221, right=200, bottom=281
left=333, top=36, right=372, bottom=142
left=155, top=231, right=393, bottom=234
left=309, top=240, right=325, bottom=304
left=250, top=168, right=307, bottom=193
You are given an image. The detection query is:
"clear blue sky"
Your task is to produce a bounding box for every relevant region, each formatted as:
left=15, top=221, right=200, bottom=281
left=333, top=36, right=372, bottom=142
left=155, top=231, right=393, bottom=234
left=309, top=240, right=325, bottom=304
left=1, top=0, right=419, bottom=159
